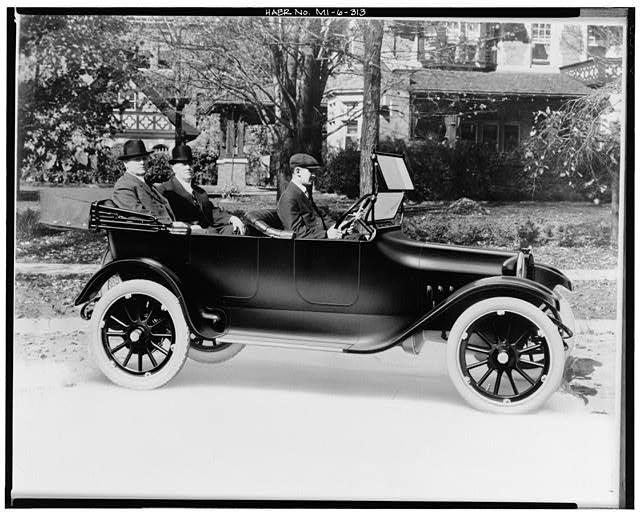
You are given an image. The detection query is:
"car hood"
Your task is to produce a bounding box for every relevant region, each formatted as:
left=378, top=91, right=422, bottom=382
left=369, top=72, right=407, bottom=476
left=377, top=229, right=515, bottom=275
left=376, top=229, right=571, bottom=290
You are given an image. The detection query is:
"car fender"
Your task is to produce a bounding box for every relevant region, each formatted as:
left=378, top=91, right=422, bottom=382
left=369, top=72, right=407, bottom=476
left=74, top=258, right=224, bottom=340
left=414, top=275, right=560, bottom=334
left=344, top=276, right=561, bottom=354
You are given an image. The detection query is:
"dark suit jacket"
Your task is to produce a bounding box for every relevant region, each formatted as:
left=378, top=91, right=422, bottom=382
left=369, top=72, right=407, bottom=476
left=156, top=176, right=232, bottom=233
left=277, top=182, right=327, bottom=239
left=112, top=172, right=175, bottom=224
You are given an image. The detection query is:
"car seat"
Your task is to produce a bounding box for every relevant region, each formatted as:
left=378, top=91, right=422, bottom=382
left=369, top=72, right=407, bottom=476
left=244, top=209, right=294, bottom=239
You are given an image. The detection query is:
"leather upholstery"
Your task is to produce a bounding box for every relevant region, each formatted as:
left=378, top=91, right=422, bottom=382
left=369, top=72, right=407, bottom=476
left=244, top=209, right=294, bottom=239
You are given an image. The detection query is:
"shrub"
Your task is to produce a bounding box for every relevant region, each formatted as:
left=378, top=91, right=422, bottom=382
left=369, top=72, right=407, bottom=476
left=316, top=148, right=360, bottom=199
left=16, top=208, right=57, bottom=238
left=144, top=152, right=172, bottom=185
left=192, top=150, right=218, bottom=185
left=517, top=218, right=541, bottom=247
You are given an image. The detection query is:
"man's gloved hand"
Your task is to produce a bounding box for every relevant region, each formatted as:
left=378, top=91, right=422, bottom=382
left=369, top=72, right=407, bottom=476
left=229, top=215, right=246, bottom=235
left=326, top=225, right=343, bottom=239
left=168, top=221, right=191, bottom=235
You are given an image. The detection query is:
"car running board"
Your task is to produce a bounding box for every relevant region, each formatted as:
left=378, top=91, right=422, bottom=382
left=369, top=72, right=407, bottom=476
left=217, top=332, right=348, bottom=352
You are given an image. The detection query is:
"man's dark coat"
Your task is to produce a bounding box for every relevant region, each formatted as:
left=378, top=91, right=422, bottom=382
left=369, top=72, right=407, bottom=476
left=112, top=172, right=175, bottom=224
left=157, top=176, right=233, bottom=233
left=277, top=182, right=327, bottom=239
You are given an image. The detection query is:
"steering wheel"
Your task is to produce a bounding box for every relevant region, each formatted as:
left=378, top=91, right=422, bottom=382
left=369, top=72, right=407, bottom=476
left=335, top=194, right=376, bottom=240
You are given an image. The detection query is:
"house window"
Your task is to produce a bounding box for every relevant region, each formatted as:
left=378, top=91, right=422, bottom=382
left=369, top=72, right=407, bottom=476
left=463, top=22, right=481, bottom=40
left=459, top=122, right=478, bottom=143
left=482, top=122, right=499, bottom=151
left=504, top=123, right=520, bottom=152
left=446, top=21, right=460, bottom=40
left=345, top=120, right=359, bottom=149
left=531, top=23, right=552, bottom=65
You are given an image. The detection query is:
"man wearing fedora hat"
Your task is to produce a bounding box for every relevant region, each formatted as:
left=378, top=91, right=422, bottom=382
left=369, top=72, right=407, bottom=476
left=277, top=153, right=343, bottom=239
left=157, top=144, right=245, bottom=235
left=112, top=140, right=188, bottom=232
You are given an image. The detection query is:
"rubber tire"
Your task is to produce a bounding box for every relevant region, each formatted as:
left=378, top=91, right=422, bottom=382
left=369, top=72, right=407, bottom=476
left=188, top=342, right=245, bottom=364
left=446, top=297, right=565, bottom=414
left=90, top=279, right=189, bottom=390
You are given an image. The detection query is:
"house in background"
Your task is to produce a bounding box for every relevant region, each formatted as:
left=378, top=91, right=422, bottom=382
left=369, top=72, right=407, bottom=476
left=111, top=77, right=200, bottom=152
left=325, top=16, right=624, bottom=153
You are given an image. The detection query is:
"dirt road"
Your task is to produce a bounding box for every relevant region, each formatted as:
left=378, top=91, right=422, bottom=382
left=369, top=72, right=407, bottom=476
left=10, top=319, right=621, bottom=506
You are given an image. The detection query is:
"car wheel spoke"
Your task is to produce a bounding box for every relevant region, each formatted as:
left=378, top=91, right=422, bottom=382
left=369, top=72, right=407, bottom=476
left=466, top=344, right=490, bottom=354
left=467, top=359, right=489, bottom=370
left=122, top=303, right=135, bottom=323
left=510, top=329, right=530, bottom=349
left=138, top=352, right=143, bottom=372
left=507, top=370, right=519, bottom=395
left=110, top=341, right=128, bottom=354
left=106, top=331, right=125, bottom=337
left=110, top=315, right=127, bottom=328
left=122, top=348, right=133, bottom=367
left=151, top=342, right=169, bottom=355
left=514, top=366, right=536, bottom=386
left=477, top=367, right=493, bottom=387
left=146, top=348, right=157, bottom=367
left=519, top=343, right=543, bottom=354
left=493, top=370, right=503, bottom=395
left=475, top=330, right=494, bottom=348
left=151, top=332, right=172, bottom=338
left=519, top=359, right=545, bottom=368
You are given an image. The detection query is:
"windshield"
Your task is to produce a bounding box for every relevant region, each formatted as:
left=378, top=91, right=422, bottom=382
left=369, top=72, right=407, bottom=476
left=376, top=154, right=414, bottom=191
left=372, top=192, right=405, bottom=222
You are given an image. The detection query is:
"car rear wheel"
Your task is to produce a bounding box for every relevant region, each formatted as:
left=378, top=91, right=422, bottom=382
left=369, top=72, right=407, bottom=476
left=90, top=279, right=189, bottom=389
left=446, top=297, right=565, bottom=414
left=188, top=338, right=244, bottom=364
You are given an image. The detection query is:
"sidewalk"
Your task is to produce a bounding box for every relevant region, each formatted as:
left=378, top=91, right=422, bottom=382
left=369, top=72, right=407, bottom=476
left=14, top=262, right=618, bottom=282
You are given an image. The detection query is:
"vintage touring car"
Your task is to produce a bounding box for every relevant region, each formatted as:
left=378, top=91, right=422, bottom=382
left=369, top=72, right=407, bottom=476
left=75, top=152, right=575, bottom=413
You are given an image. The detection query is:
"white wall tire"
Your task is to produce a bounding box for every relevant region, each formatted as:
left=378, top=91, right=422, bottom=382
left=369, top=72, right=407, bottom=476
left=446, top=297, right=565, bottom=414
left=90, top=279, right=189, bottom=389
left=188, top=340, right=245, bottom=364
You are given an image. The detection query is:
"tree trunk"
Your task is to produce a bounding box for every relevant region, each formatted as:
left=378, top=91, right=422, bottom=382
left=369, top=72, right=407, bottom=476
left=610, top=166, right=619, bottom=245
left=275, top=129, right=296, bottom=199
left=297, top=19, right=324, bottom=162
left=359, top=20, right=383, bottom=196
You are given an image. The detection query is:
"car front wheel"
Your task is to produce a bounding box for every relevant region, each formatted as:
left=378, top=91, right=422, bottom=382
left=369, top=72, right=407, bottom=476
left=90, top=279, right=189, bottom=389
left=446, top=297, right=565, bottom=414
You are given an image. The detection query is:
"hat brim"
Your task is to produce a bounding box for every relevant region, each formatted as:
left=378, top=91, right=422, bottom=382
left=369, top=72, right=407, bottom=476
left=118, top=151, right=152, bottom=161
left=169, top=158, right=193, bottom=165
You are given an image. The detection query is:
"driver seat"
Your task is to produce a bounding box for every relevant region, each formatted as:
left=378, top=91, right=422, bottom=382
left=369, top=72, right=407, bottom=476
left=244, top=209, right=294, bottom=239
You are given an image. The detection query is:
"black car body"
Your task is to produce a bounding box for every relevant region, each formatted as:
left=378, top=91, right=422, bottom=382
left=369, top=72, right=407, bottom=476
left=76, top=153, right=575, bottom=413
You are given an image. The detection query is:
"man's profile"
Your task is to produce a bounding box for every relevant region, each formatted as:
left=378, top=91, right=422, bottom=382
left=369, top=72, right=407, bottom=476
left=277, top=153, right=343, bottom=239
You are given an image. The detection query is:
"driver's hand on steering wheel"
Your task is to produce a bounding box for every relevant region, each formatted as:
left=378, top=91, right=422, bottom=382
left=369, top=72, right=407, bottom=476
left=327, top=225, right=343, bottom=239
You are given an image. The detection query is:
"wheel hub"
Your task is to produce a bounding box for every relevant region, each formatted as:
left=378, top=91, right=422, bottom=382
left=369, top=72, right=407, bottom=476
left=127, top=324, right=150, bottom=353
left=496, top=351, right=509, bottom=365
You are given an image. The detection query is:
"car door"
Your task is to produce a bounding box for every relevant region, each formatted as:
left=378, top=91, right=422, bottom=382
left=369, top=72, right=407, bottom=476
left=291, top=237, right=362, bottom=344
left=187, top=232, right=259, bottom=303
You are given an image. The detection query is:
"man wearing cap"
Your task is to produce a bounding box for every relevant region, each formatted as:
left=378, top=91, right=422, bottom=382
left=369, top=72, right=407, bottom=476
left=112, top=140, right=180, bottom=226
left=157, top=144, right=245, bottom=235
left=277, top=153, right=343, bottom=239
